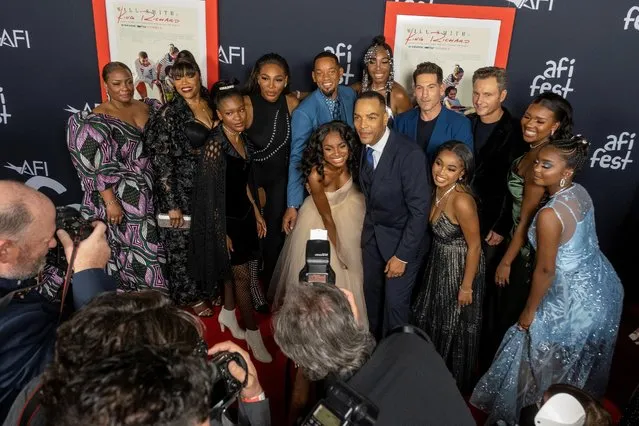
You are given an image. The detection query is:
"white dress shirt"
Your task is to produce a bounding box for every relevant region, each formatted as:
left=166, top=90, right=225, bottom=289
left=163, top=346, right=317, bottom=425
left=367, top=127, right=391, bottom=169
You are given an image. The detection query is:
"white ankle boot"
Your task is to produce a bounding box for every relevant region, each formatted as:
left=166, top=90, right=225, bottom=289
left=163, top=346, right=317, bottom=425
left=218, top=308, right=245, bottom=340
left=246, top=328, right=272, bottom=363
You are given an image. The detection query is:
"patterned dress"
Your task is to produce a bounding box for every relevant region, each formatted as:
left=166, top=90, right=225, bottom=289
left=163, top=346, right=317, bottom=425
left=470, top=184, right=624, bottom=424
left=66, top=100, right=167, bottom=292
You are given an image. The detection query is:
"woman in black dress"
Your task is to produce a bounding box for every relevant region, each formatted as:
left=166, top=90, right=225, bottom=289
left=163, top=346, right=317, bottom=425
left=145, top=59, right=216, bottom=316
left=243, top=53, right=299, bottom=303
left=189, top=81, right=272, bottom=363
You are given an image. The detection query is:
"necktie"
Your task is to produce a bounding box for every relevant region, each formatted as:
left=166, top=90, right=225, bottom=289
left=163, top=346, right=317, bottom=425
left=366, top=147, right=375, bottom=170
left=332, top=97, right=342, bottom=120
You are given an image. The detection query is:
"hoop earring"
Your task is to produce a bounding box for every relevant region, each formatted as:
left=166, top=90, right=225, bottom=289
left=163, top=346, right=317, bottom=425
left=560, top=178, right=566, bottom=188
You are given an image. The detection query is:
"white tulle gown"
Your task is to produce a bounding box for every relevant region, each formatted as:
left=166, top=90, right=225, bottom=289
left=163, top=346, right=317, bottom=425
left=269, top=178, right=368, bottom=327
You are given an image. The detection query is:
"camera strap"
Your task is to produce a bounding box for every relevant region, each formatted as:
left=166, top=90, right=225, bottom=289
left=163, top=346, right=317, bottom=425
left=18, top=383, right=44, bottom=426
left=57, top=239, right=81, bottom=321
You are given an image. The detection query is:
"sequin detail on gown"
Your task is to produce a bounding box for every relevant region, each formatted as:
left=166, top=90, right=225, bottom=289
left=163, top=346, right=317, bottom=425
left=412, top=212, right=485, bottom=392
left=470, top=183, right=624, bottom=425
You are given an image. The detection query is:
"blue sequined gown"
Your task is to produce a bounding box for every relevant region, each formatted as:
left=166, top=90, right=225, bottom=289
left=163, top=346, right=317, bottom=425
left=470, top=184, right=624, bottom=425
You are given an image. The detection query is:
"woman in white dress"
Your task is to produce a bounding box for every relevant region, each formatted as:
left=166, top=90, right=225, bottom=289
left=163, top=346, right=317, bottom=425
left=269, top=121, right=367, bottom=327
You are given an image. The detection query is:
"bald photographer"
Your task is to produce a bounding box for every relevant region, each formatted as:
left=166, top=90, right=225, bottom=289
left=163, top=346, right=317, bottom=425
left=0, top=180, right=115, bottom=420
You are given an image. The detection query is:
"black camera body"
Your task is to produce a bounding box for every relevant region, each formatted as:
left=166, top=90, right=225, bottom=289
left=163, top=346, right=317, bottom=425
left=299, top=238, right=336, bottom=285
left=302, top=381, right=378, bottom=426
left=46, top=207, right=94, bottom=271
left=209, top=350, right=249, bottom=420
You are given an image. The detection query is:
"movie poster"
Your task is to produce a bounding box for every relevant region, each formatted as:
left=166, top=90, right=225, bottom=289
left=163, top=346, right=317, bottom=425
left=392, top=15, right=501, bottom=106
left=105, top=0, right=206, bottom=101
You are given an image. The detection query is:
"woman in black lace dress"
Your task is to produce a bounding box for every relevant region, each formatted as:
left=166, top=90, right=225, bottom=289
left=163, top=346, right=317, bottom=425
left=189, top=81, right=272, bottom=363
left=145, top=59, right=217, bottom=316
left=243, top=53, right=299, bottom=300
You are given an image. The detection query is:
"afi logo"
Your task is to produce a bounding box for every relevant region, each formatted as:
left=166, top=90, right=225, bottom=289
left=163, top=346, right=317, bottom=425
left=4, top=160, right=68, bottom=194
left=324, top=43, right=355, bottom=85
left=506, top=0, right=554, bottom=10
left=623, top=6, right=639, bottom=30
left=64, top=102, right=100, bottom=114
left=529, top=57, right=575, bottom=98
left=0, top=29, right=31, bottom=48
left=0, top=86, right=11, bottom=125
left=590, top=132, right=635, bottom=170
left=219, top=46, right=245, bottom=65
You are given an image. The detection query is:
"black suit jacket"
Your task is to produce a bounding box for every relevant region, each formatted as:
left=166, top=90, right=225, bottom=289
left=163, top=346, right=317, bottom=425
left=359, top=130, right=431, bottom=262
left=469, top=107, right=527, bottom=238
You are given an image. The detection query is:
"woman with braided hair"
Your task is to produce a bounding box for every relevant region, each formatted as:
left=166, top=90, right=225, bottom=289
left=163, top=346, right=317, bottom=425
left=351, top=35, right=411, bottom=124
left=471, top=135, right=624, bottom=425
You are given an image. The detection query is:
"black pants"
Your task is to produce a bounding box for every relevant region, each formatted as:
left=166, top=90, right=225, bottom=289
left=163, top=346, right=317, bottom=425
left=259, top=178, right=287, bottom=293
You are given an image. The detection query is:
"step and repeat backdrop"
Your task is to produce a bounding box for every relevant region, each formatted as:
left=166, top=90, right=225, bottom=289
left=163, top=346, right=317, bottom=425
left=1, top=0, right=638, bottom=265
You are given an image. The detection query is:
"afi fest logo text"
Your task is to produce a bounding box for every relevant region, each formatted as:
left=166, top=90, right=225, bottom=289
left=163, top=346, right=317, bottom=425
left=623, top=6, right=639, bottom=30
left=529, top=57, right=575, bottom=98
left=64, top=102, right=100, bottom=114
left=506, top=0, right=553, bottom=10
left=0, top=86, right=11, bottom=125
left=0, top=29, right=31, bottom=48
left=4, top=160, right=69, bottom=195
left=590, top=132, right=635, bottom=170
left=219, top=46, right=245, bottom=65
left=324, top=43, right=355, bottom=85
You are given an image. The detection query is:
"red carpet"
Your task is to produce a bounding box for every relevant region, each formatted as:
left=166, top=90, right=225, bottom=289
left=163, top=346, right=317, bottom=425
left=197, top=306, right=288, bottom=424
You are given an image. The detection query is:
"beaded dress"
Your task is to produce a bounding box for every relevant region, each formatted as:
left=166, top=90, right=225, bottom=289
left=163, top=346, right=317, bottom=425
left=470, top=183, right=624, bottom=424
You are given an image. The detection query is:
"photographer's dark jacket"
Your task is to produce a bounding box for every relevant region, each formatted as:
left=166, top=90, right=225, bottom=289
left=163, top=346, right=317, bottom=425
left=348, top=330, right=475, bottom=425
left=0, top=269, right=115, bottom=421
left=468, top=108, right=527, bottom=238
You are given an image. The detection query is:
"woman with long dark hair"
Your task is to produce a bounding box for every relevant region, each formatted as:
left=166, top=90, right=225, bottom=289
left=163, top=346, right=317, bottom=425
left=351, top=36, right=411, bottom=122
left=145, top=59, right=216, bottom=315
left=67, top=61, right=166, bottom=292
left=243, top=53, right=299, bottom=307
left=269, top=121, right=367, bottom=326
left=472, top=136, right=624, bottom=424
left=491, top=92, right=574, bottom=344
left=189, top=80, right=272, bottom=363
left=411, top=141, right=484, bottom=392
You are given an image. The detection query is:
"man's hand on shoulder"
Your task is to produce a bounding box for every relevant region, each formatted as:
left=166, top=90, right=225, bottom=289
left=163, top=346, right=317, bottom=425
left=56, top=221, right=110, bottom=272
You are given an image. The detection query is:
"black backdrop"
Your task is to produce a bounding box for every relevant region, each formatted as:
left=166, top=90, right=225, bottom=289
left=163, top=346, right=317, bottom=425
left=1, top=0, right=638, bottom=286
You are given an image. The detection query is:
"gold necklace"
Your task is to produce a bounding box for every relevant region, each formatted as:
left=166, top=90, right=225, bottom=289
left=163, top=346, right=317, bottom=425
left=529, top=139, right=548, bottom=150
left=435, top=184, right=456, bottom=206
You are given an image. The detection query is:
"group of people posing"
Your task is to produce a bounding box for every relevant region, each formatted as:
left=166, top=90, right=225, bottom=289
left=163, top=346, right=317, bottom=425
left=65, top=35, right=624, bottom=424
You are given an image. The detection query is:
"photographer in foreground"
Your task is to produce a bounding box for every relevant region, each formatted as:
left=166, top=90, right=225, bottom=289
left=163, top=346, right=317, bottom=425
left=7, top=291, right=270, bottom=426
left=0, top=180, right=114, bottom=420
left=273, top=283, right=474, bottom=425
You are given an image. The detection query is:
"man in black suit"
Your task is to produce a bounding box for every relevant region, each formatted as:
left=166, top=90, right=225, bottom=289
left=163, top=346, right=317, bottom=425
left=354, top=91, right=431, bottom=339
left=467, top=67, right=527, bottom=367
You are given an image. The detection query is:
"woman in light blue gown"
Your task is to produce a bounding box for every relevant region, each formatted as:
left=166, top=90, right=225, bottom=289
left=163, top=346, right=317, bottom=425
left=470, top=136, right=624, bottom=425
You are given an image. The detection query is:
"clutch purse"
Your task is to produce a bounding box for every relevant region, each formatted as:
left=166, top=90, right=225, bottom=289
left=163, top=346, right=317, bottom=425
left=156, top=213, right=191, bottom=229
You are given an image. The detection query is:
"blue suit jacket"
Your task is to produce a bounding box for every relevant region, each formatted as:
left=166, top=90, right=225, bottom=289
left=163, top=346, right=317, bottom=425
left=359, top=130, right=431, bottom=262
left=286, top=86, right=357, bottom=207
left=394, top=106, right=473, bottom=161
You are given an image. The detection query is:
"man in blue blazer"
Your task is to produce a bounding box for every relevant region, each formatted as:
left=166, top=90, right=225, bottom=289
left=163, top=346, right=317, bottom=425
left=354, top=92, right=431, bottom=339
left=282, top=52, right=357, bottom=233
left=394, top=62, right=473, bottom=162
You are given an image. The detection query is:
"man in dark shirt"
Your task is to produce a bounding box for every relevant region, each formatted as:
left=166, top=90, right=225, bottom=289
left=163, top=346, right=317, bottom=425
left=466, top=68, right=527, bottom=368
left=394, top=61, right=473, bottom=163
left=0, top=180, right=114, bottom=419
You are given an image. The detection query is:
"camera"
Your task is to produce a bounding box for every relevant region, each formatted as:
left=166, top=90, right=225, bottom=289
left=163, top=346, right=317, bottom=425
left=209, top=350, right=250, bottom=420
left=46, top=206, right=94, bottom=271
left=302, top=381, right=378, bottom=426
left=299, top=229, right=336, bottom=285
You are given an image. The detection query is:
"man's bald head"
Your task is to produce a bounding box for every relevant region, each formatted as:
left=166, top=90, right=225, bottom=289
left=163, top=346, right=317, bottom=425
left=0, top=181, right=54, bottom=239
left=0, top=180, right=57, bottom=279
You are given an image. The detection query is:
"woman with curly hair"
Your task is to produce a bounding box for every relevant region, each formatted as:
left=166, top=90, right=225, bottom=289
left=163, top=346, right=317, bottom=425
left=269, top=121, right=367, bottom=326
left=144, top=58, right=217, bottom=316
